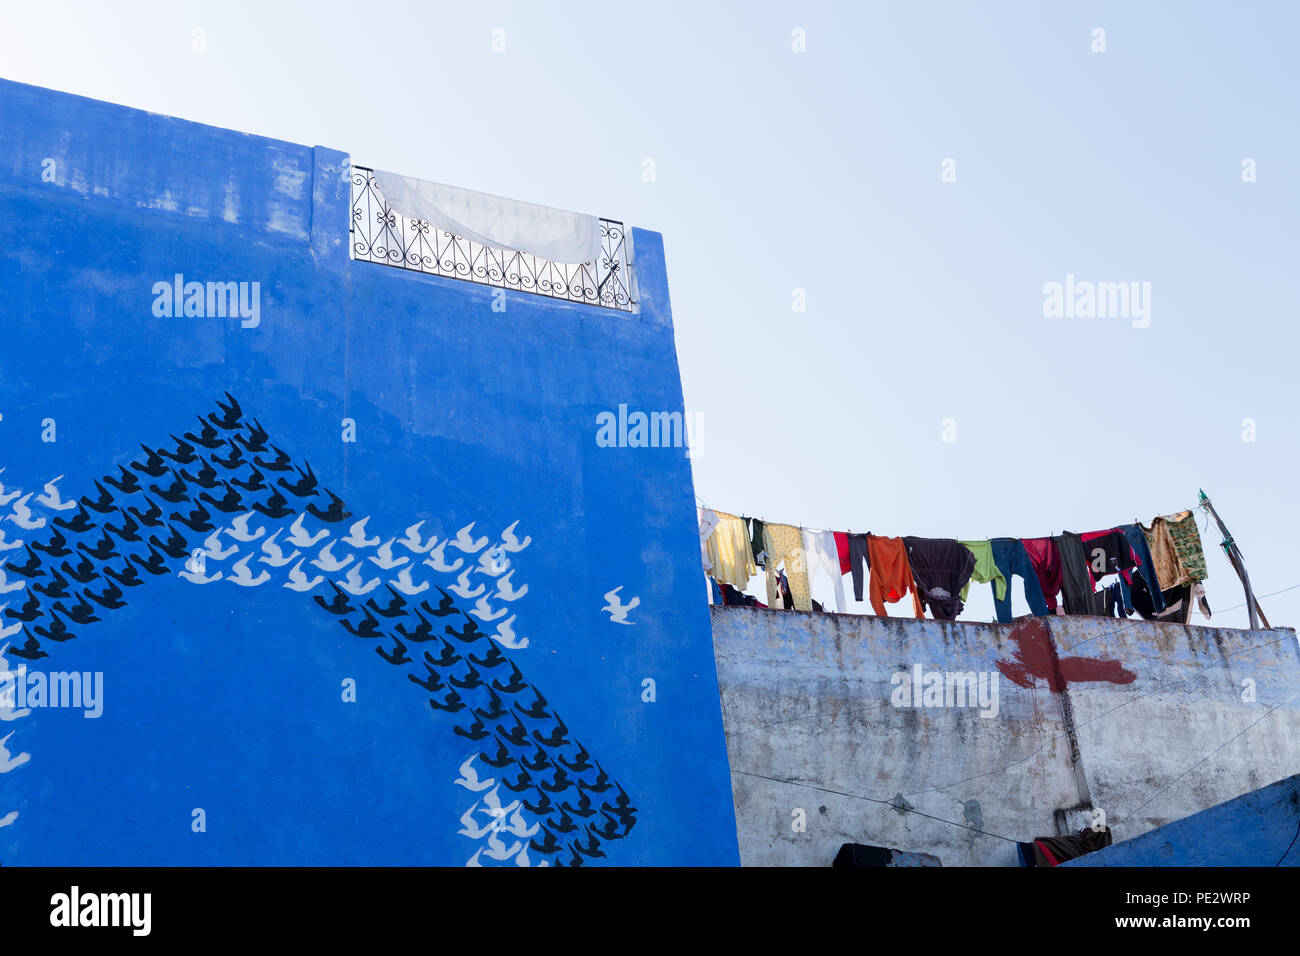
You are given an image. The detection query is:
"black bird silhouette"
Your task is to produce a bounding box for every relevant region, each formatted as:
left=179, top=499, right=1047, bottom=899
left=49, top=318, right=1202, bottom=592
left=199, top=483, right=245, bottom=514
left=549, top=806, right=578, bottom=830
left=561, top=846, right=584, bottom=868
left=313, top=583, right=355, bottom=616
left=541, top=768, right=572, bottom=794
left=230, top=468, right=265, bottom=493
left=277, top=462, right=319, bottom=498
left=209, top=392, right=243, bottom=431
left=212, top=441, right=245, bottom=470
left=375, top=636, right=410, bottom=665
left=32, top=528, right=71, bottom=559
left=453, top=717, right=489, bottom=741
left=407, top=662, right=446, bottom=692
left=365, top=585, right=407, bottom=619
left=501, top=769, right=534, bottom=792
left=7, top=631, right=48, bottom=660
left=33, top=610, right=75, bottom=642
left=589, top=812, right=621, bottom=840
left=185, top=415, right=225, bottom=449
left=104, top=509, right=142, bottom=543
left=132, top=445, right=168, bottom=478
left=395, top=612, right=435, bottom=643
left=80, top=480, right=116, bottom=515
left=104, top=466, right=142, bottom=495
left=128, top=497, right=164, bottom=528
left=160, top=435, right=197, bottom=465
left=492, top=662, right=527, bottom=695
left=572, top=831, right=606, bottom=859
left=252, top=491, right=293, bottom=520
left=340, top=609, right=382, bottom=638
left=104, top=562, right=143, bottom=588
left=7, top=549, right=45, bottom=578
left=577, top=763, right=612, bottom=794
left=60, top=555, right=100, bottom=584
left=181, top=456, right=220, bottom=489
left=521, top=746, right=552, bottom=772
left=424, top=640, right=461, bottom=668
left=150, top=471, right=189, bottom=504
left=420, top=586, right=458, bottom=617
left=77, top=532, right=119, bottom=563
left=130, top=545, right=169, bottom=576
left=54, top=596, right=100, bottom=625
left=446, top=620, right=483, bottom=644
left=150, top=525, right=189, bottom=559
left=496, top=717, right=529, bottom=747
left=53, top=504, right=95, bottom=535
left=515, top=692, right=550, bottom=721
left=306, top=489, right=350, bottom=523
left=533, top=723, right=570, bottom=749
left=171, top=502, right=214, bottom=534
left=5, top=592, right=41, bottom=621
left=33, top=568, right=72, bottom=599
left=473, top=688, right=508, bottom=721
left=562, top=793, right=596, bottom=819
left=449, top=662, right=482, bottom=690
left=469, top=644, right=506, bottom=669
left=235, top=418, right=270, bottom=453
left=480, top=737, right=512, bottom=768
left=85, top=579, right=126, bottom=608
left=529, top=827, right=561, bottom=855
left=253, top=445, right=292, bottom=473
left=523, top=793, right=554, bottom=817
left=428, top=688, right=465, bottom=713
left=559, top=743, right=593, bottom=773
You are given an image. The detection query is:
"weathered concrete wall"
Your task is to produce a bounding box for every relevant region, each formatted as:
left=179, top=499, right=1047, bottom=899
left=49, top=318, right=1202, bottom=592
left=712, top=606, right=1300, bottom=866
left=1066, top=772, right=1300, bottom=866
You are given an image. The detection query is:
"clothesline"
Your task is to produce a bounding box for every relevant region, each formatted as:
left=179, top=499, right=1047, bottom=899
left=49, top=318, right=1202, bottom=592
left=697, top=499, right=1215, bottom=626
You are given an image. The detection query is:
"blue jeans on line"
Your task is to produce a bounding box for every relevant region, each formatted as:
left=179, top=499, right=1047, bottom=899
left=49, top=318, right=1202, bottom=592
left=990, top=537, right=1050, bottom=623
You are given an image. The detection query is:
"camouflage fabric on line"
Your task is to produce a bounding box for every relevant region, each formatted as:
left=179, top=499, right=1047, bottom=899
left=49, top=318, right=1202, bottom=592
left=1164, top=510, right=1208, bottom=584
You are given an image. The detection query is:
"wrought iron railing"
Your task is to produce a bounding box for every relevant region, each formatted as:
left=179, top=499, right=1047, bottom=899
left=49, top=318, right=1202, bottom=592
left=349, top=166, right=638, bottom=313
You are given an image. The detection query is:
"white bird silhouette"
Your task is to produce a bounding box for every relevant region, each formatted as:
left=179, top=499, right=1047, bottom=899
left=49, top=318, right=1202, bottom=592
left=227, top=553, right=270, bottom=587
left=500, top=520, right=532, bottom=552
left=503, top=805, right=540, bottom=839
left=477, top=547, right=509, bottom=577
left=389, top=567, right=429, bottom=596
left=0, top=731, right=30, bottom=773
left=490, top=616, right=529, bottom=650
left=602, top=586, right=640, bottom=625
left=201, top=529, right=239, bottom=561
left=179, top=564, right=222, bottom=585
left=484, top=829, right=522, bottom=862
left=343, top=517, right=380, bottom=549
left=283, top=559, right=323, bottom=592
left=398, top=521, right=438, bottom=554
left=259, top=530, right=300, bottom=568
left=449, top=523, right=488, bottom=554
left=494, top=571, right=529, bottom=602
left=481, top=784, right=519, bottom=818
left=311, top=540, right=354, bottom=573
left=515, top=844, right=533, bottom=867
left=287, top=513, right=329, bottom=548
left=466, top=847, right=484, bottom=867
left=0, top=529, right=22, bottom=552
left=0, top=614, right=22, bottom=640
left=228, top=512, right=266, bottom=543
left=470, top=595, right=508, bottom=623
left=6, top=495, right=45, bottom=531
left=449, top=569, right=485, bottom=600
left=454, top=755, right=495, bottom=792
left=338, top=564, right=381, bottom=596
left=423, top=540, right=463, bottom=574
left=458, top=802, right=495, bottom=840
left=35, top=476, right=76, bottom=512
left=368, top=539, right=409, bottom=571
left=0, top=564, right=25, bottom=595
left=0, top=810, right=16, bottom=829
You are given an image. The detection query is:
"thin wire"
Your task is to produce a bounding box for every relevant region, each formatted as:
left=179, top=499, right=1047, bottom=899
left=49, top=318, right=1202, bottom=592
left=1277, top=815, right=1300, bottom=867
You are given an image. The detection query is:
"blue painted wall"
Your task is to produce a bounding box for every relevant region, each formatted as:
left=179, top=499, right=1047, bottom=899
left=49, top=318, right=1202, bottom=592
left=0, top=77, right=739, bottom=865
left=1067, top=773, right=1300, bottom=867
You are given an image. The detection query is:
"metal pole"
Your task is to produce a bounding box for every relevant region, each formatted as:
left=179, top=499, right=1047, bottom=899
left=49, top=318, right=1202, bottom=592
left=1198, top=490, right=1267, bottom=629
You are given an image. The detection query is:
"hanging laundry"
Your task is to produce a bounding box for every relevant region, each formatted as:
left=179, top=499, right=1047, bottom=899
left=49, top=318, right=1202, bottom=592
left=1017, top=828, right=1112, bottom=867
left=1103, top=579, right=1133, bottom=618
left=1056, top=532, right=1107, bottom=616
left=1191, top=582, right=1212, bottom=620
left=747, top=517, right=767, bottom=569
left=989, top=537, right=1050, bottom=623
left=1140, top=516, right=1186, bottom=589
left=705, top=512, right=758, bottom=590
left=762, top=523, right=812, bottom=612
left=833, top=531, right=851, bottom=576
left=847, top=532, right=872, bottom=603
left=774, top=568, right=794, bottom=610
left=1130, top=574, right=1190, bottom=624
left=1079, top=528, right=1136, bottom=584
left=1118, top=523, right=1165, bottom=613
left=864, top=534, right=914, bottom=617
left=1165, top=510, right=1209, bottom=583
left=697, top=507, right=720, bottom=574
left=802, top=528, right=847, bottom=613
left=1021, top=536, right=1063, bottom=613
left=959, top=540, right=1007, bottom=603
left=903, top=537, right=976, bottom=620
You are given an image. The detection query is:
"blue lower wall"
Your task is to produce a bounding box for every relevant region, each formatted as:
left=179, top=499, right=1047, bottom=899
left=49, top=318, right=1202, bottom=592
left=0, top=77, right=739, bottom=865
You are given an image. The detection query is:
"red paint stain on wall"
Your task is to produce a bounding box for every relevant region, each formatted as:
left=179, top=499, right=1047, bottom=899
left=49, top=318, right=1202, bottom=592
left=996, top=618, right=1136, bottom=692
